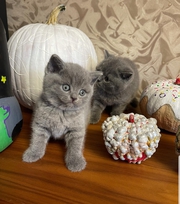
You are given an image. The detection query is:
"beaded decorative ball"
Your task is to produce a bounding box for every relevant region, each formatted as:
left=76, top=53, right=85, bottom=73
left=102, top=113, right=161, bottom=164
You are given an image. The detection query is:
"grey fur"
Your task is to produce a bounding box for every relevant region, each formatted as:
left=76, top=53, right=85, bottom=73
left=22, top=54, right=102, bottom=172
left=90, top=50, right=139, bottom=124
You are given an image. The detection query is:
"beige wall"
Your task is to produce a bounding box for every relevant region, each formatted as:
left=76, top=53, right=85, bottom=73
left=6, top=0, right=180, bottom=99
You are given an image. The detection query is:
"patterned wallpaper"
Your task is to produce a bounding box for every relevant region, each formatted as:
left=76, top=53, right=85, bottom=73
left=6, top=0, right=180, bottom=99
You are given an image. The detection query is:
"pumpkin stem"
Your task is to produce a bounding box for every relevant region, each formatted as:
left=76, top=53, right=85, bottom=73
left=128, top=114, right=134, bottom=123
left=46, top=4, right=66, bottom=25
left=175, top=76, right=180, bottom=85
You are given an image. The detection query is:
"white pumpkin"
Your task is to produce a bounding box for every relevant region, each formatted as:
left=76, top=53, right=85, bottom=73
left=7, top=5, right=97, bottom=109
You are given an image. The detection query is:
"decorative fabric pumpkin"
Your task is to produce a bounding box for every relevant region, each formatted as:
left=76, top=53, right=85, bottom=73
left=102, top=113, right=161, bottom=164
left=7, top=5, right=97, bottom=109
left=140, top=77, right=180, bottom=133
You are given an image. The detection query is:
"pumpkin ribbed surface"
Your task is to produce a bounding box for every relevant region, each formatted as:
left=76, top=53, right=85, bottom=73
left=8, top=23, right=97, bottom=109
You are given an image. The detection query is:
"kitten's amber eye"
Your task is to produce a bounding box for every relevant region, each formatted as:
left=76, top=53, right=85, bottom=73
left=104, top=76, right=109, bottom=82
left=62, top=84, right=70, bottom=92
left=79, top=89, right=86, bottom=96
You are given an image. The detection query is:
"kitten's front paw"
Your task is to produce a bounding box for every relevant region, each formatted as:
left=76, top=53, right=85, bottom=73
left=65, top=156, right=87, bottom=172
left=22, top=148, right=44, bottom=163
left=110, top=110, right=121, bottom=116
left=90, top=113, right=101, bottom=124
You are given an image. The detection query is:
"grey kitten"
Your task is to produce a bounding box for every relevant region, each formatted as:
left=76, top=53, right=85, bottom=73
left=22, top=54, right=101, bottom=172
left=90, top=50, right=139, bottom=124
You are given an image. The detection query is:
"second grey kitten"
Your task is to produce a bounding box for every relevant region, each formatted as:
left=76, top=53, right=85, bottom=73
left=22, top=54, right=101, bottom=172
left=90, top=50, right=139, bottom=124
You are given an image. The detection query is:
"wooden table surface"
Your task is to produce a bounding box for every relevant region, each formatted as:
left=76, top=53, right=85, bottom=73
left=0, top=106, right=178, bottom=204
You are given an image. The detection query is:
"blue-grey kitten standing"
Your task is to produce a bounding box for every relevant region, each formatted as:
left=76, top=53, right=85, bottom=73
left=90, top=50, right=139, bottom=124
left=22, top=54, right=101, bottom=172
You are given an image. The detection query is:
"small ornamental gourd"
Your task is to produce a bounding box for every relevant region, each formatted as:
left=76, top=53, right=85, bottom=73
left=102, top=113, right=161, bottom=164
left=7, top=5, right=97, bottom=109
left=140, top=77, right=180, bottom=133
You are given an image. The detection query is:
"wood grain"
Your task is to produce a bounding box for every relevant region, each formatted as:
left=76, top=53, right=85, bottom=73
left=0, top=107, right=178, bottom=204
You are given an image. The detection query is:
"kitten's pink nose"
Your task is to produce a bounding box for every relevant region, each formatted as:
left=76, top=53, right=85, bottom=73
left=71, top=97, right=77, bottom=102
left=71, top=93, right=78, bottom=102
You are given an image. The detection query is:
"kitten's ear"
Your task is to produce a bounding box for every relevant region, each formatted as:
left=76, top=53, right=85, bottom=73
left=46, top=54, right=65, bottom=74
left=104, top=50, right=111, bottom=59
left=90, top=71, right=103, bottom=85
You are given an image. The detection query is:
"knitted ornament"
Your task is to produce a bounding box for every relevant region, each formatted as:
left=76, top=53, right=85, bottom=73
left=102, top=113, right=161, bottom=164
